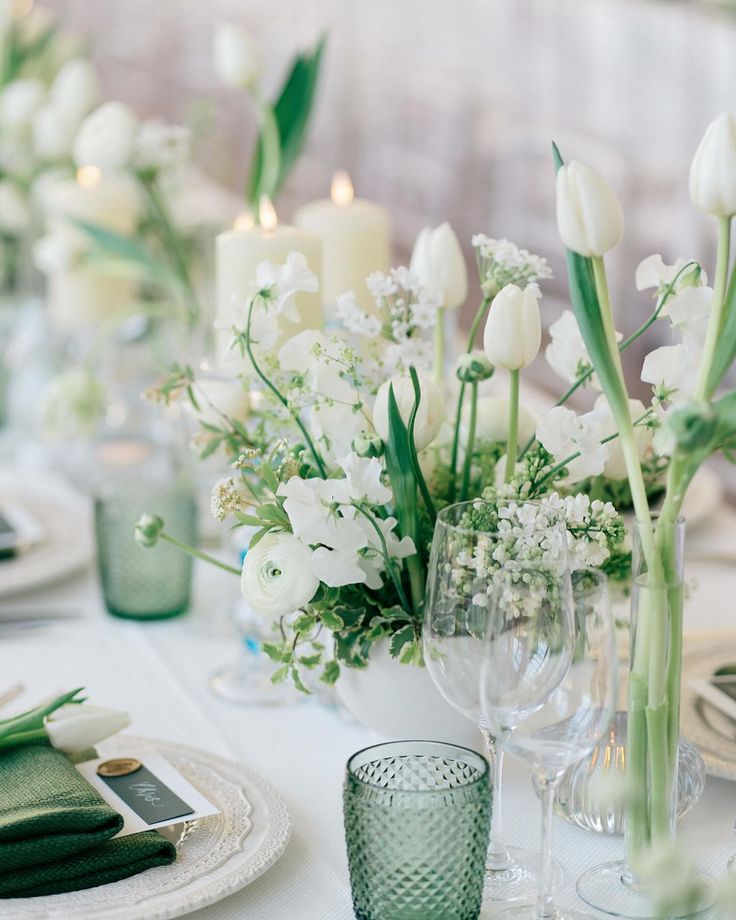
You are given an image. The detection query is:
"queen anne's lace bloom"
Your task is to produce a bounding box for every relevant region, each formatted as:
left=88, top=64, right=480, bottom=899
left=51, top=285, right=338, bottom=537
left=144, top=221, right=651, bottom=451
left=471, top=235, right=552, bottom=296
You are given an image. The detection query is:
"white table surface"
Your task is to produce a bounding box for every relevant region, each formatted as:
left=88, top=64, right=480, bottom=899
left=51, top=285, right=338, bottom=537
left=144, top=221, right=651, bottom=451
left=1, top=495, right=735, bottom=919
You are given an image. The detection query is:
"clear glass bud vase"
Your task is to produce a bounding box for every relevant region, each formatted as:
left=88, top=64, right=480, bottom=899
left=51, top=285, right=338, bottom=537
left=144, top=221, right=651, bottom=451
left=577, top=516, right=713, bottom=918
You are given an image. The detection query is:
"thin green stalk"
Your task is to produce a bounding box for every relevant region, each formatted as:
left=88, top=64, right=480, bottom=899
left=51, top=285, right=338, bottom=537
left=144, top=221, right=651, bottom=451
left=695, top=216, right=731, bottom=400
left=407, top=368, right=437, bottom=523
left=504, top=370, right=520, bottom=482
left=433, top=307, right=445, bottom=381
left=352, top=503, right=412, bottom=615
left=459, top=382, right=478, bottom=501
left=159, top=532, right=241, bottom=576
left=251, top=92, right=281, bottom=206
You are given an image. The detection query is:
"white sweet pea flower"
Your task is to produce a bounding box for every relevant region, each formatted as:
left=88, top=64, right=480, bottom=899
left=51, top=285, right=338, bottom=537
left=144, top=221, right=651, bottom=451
left=535, top=406, right=608, bottom=483
left=0, top=78, right=44, bottom=132
left=214, top=22, right=262, bottom=89
left=255, top=251, right=319, bottom=322
left=372, top=369, right=445, bottom=451
left=0, top=181, right=30, bottom=233
left=545, top=309, right=621, bottom=389
left=333, top=453, right=392, bottom=505
left=689, top=112, right=736, bottom=217
left=46, top=704, right=130, bottom=753
left=346, top=508, right=415, bottom=588
left=483, top=283, right=541, bottom=370
left=585, top=395, right=652, bottom=479
left=49, top=58, right=99, bottom=123
left=635, top=254, right=702, bottom=293
left=556, top=160, right=624, bottom=257
left=311, top=544, right=367, bottom=588
left=662, top=286, right=712, bottom=347
left=463, top=396, right=537, bottom=444
left=409, top=222, right=468, bottom=309
left=73, top=101, right=138, bottom=172
left=641, top=342, right=700, bottom=400
left=277, top=476, right=365, bottom=550
left=241, top=532, right=319, bottom=619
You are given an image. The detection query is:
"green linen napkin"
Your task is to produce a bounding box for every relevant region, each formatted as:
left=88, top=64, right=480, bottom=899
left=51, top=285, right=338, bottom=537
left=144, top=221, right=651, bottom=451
left=0, top=744, right=176, bottom=897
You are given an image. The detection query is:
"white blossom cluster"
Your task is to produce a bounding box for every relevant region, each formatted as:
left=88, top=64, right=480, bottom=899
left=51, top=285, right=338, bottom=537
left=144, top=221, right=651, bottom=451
left=210, top=476, right=246, bottom=521
left=471, top=235, right=552, bottom=297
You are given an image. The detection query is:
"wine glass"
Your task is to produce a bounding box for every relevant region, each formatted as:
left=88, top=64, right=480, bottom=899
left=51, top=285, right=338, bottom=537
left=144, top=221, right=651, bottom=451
left=481, top=565, right=617, bottom=920
left=424, top=499, right=568, bottom=902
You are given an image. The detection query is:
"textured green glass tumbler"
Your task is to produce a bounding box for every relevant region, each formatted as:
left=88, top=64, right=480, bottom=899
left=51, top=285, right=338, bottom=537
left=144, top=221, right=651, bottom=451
left=95, top=480, right=197, bottom=620
left=344, top=741, right=491, bottom=920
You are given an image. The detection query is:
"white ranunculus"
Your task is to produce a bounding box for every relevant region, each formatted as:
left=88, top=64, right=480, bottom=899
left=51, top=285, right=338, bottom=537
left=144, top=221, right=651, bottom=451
left=584, top=395, right=652, bottom=479
left=689, top=112, right=736, bottom=217
left=409, top=222, right=468, bottom=309
left=372, top=369, right=446, bottom=451
left=73, top=101, right=138, bottom=172
left=556, top=160, right=624, bottom=257
left=241, top=532, right=319, bottom=619
left=0, top=78, right=44, bottom=131
left=46, top=704, right=130, bottom=753
left=464, top=396, right=537, bottom=445
left=214, top=22, right=262, bottom=89
left=50, top=58, right=99, bottom=123
left=535, top=405, right=608, bottom=483
left=0, top=181, right=30, bottom=233
left=187, top=378, right=250, bottom=426
left=483, top=283, right=541, bottom=370
left=641, top=343, right=700, bottom=399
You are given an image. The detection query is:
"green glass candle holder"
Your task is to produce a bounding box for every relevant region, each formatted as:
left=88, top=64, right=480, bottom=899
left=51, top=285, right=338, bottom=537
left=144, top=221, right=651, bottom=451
left=95, top=478, right=197, bottom=621
left=344, top=740, right=491, bottom=920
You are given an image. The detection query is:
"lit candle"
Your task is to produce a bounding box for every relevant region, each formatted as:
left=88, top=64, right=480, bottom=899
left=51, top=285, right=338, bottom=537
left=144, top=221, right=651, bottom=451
left=294, top=171, right=391, bottom=313
left=44, top=167, right=141, bottom=331
left=215, top=196, right=323, bottom=370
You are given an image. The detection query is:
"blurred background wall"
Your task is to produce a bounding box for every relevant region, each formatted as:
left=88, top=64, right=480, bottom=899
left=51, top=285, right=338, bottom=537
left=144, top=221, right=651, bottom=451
left=45, top=0, right=736, bottom=400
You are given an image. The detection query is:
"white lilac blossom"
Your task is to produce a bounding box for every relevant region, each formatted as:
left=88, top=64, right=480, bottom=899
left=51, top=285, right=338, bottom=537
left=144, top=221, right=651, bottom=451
left=556, top=160, right=624, bottom=257
left=372, top=369, right=445, bottom=451
left=471, top=235, right=552, bottom=297
left=410, top=222, right=468, bottom=309
left=241, top=532, right=319, bottom=619
left=547, top=492, right=622, bottom=569
left=535, top=406, right=608, bottom=483
left=482, top=283, right=541, bottom=370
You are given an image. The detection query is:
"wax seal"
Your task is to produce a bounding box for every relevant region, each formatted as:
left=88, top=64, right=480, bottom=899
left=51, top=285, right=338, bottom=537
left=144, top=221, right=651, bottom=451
left=97, top=757, right=142, bottom=777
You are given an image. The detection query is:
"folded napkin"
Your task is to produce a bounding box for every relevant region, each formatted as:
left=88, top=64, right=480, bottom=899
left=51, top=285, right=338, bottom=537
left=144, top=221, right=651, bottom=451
left=0, top=744, right=176, bottom=898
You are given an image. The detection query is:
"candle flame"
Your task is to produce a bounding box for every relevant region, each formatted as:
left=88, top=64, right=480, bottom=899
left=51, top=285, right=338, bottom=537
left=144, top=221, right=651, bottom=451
left=331, top=170, right=354, bottom=206
left=76, top=165, right=102, bottom=190
left=233, top=210, right=254, bottom=232
left=259, top=195, right=278, bottom=231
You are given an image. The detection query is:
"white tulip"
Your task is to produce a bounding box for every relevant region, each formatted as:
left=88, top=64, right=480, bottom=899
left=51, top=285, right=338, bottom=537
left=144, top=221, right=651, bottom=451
left=372, top=369, right=446, bottom=451
left=0, top=78, right=44, bottom=131
left=556, top=160, right=624, bottom=257
left=241, top=532, right=319, bottom=619
left=689, top=112, right=736, bottom=217
left=46, top=704, right=130, bottom=753
left=464, top=396, right=537, bottom=445
left=214, top=22, right=262, bottom=89
left=186, top=378, right=250, bottom=427
left=73, top=101, right=138, bottom=172
left=410, top=222, right=468, bottom=309
left=0, top=181, right=30, bottom=233
left=50, top=58, right=99, bottom=123
left=33, top=102, right=78, bottom=159
left=483, top=283, right=541, bottom=371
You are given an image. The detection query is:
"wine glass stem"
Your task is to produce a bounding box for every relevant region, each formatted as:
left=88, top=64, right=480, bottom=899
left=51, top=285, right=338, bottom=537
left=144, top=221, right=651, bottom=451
left=535, top=774, right=558, bottom=920
left=481, top=728, right=510, bottom=869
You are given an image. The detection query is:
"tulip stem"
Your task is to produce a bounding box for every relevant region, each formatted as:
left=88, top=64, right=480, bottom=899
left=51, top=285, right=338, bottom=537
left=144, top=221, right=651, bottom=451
left=504, top=370, right=520, bottom=482
left=459, top=382, right=479, bottom=502
left=157, top=531, right=242, bottom=576
left=695, top=216, right=731, bottom=401
left=433, top=307, right=446, bottom=381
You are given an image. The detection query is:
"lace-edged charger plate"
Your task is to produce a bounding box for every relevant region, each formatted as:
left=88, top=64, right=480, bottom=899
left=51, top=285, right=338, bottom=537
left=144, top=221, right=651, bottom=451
left=0, top=736, right=291, bottom=919
left=681, top=632, right=736, bottom=782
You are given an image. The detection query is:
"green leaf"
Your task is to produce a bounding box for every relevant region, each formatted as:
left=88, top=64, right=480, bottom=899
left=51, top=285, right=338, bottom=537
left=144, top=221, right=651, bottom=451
left=298, top=653, right=322, bottom=669
left=293, top=612, right=317, bottom=632
left=262, top=642, right=290, bottom=663
left=321, top=659, right=340, bottom=685
left=389, top=624, right=415, bottom=659
left=290, top=667, right=312, bottom=695
left=271, top=665, right=290, bottom=684
left=320, top=609, right=345, bottom=631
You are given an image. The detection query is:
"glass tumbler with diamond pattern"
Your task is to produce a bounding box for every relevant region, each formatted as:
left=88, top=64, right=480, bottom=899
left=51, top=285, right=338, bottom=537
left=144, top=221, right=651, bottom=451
left=344, top=740, right=491, bottom=920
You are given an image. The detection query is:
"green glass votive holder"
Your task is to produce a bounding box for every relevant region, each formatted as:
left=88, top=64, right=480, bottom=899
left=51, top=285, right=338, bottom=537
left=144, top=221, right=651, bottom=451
left=95, top=479, right=197, bottom=620
left=344, top=740, right=491, bottom=920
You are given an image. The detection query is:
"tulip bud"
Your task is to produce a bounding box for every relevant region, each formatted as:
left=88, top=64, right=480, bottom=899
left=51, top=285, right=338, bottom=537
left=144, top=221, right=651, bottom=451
left=135, top=513, right=164, bottom=547
left=410, top=222, right=468, bottom=309
left=46, top=704, right=131, bottom=753
left=352, top=430, right=385, bottom=458
left=456, top=350, right=494, bottom=384
left=556, top=160, right=624, bottom=257
left=689, top=112, right=736, bottom=217
left=214, top=22, right=262, bottom=90
left=372, top=370, right=446, bottom=451
left=483, top=284, right=541, bottom=371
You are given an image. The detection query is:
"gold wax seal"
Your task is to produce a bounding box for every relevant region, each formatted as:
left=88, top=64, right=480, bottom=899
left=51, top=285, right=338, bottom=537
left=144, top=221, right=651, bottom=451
left=97, top=757, right=142, bottom=777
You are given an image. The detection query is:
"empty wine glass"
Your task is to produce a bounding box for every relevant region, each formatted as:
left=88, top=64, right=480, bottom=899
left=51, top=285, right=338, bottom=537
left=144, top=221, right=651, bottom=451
left=424, top=499, right=568, bottom=902
left=481, top=565, right=617, bottom=920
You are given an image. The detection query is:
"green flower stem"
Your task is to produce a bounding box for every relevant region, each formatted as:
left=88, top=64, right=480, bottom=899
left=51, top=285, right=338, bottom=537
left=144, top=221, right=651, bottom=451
left=695, top=216, right=732, bottom=400
left=448, top=296, right=492, bottom=498
left=459, top=381, right=479, bottom=502
left=158, top=532, right=241, bottom=576
left=0, top=727, right=48, bottom=752
left=244, top=297, right=327, bottom=477
left=352, top=504, right=413, bottom=616
left=504, top=370, right=520, bottom=482
left=625, top=673, right=650, bottom=861
left=251, top=91, right=281, bottom=206
left=433, top=307, right=446, bottom=381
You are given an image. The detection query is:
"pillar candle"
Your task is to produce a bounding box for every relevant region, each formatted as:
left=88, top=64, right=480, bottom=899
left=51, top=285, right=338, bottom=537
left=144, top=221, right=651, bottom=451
left=294, top=171, right=390, bottom=313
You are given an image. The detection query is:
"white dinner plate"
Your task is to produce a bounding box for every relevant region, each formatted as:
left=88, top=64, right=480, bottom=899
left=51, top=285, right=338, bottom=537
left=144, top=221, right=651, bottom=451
left=0, top=481, right=93, bottom=598
left=0, top=735, right=291, bottom=919
left=681, top=632, right=736, bottom=782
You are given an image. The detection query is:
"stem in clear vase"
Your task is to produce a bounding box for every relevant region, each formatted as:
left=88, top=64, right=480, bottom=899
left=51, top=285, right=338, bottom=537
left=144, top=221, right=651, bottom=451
left=481, top=728, right=511, bottom=869
left=535, top=774, right=558, bottom=920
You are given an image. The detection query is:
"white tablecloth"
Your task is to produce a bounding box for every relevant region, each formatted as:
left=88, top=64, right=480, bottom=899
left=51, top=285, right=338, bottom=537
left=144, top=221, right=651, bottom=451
left=1, top=503, right=735, bottom=919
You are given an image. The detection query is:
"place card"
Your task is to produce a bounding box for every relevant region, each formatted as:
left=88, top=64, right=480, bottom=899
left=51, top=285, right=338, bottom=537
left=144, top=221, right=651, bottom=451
left=77, top=752, right=219, bottom=837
